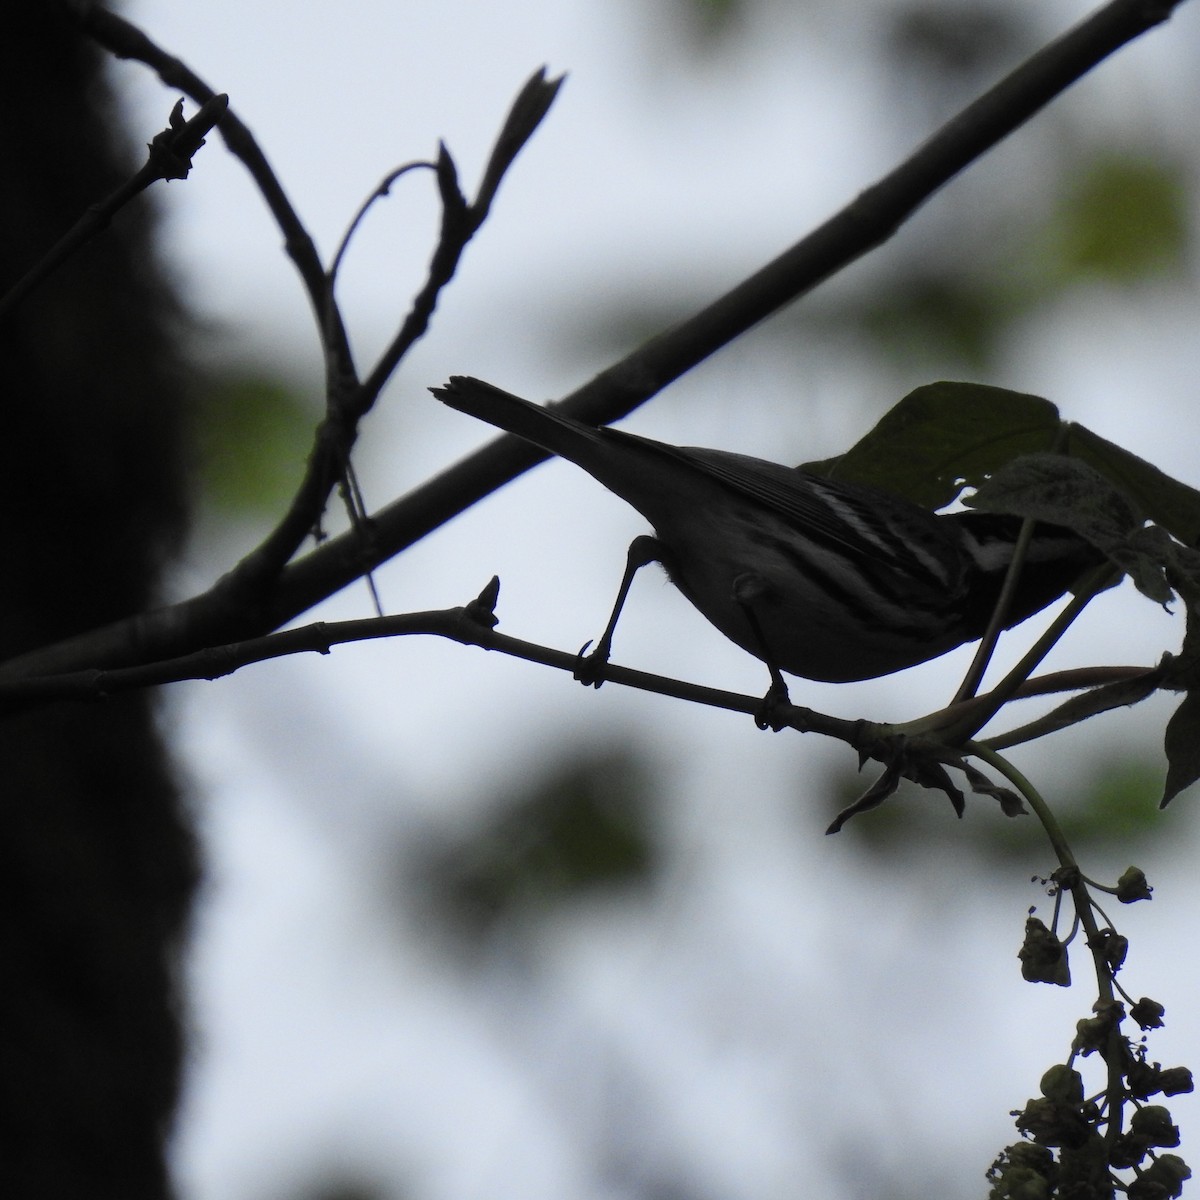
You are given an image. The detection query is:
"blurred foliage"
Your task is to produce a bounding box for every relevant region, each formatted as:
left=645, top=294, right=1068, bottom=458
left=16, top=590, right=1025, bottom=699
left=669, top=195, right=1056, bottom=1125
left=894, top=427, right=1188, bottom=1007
left=663, top=0, right=1029, bottom=81
left=669, top=0, right=747, bottom=45
left=1034, top=152, right=1191, bottom=287
left=550, top=139, right=1193, bottom=399
left=424, top=744, right=660, bottom=941
left=885, top=1, right=1026, bottom=84
left=303, top=1181, right=392, bottom=1200
left=554, top=152, right=1191, bottom=400
left=806, top=148, right=1191, bottom=377
left=584, top=0, right=1196, bottom=393
left=193, top=369, right=316, bottom=517
left=849, top=269, right=1016, bottom=375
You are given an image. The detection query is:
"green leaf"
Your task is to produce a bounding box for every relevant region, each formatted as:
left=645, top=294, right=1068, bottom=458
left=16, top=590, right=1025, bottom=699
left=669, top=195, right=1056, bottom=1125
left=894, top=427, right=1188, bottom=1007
left=967, top=452, right=1175, bottom=602
left=1066, top=424, right=1200, bottom=547
left=1078, top=758, right=1170, bottom=842
left=967, top=452, right=1140, bottom=542
left=1163, top=691, right=1200, bottom=808
left=805, top=381, right=1063, bottom=507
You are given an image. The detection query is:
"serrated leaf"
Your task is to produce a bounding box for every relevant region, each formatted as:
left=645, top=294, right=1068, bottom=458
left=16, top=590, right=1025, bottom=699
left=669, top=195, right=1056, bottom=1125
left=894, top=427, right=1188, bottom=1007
left=1167, top=543, right=1200, bottom=606
left=805, top=382, right=1062, bottom=507
left=968, top=452, right=1140, bottom=543
left=1162, top=690, right=1200, bottom=807
left=967, top=452, right=1178, bottom=602
left=1108, top=526, right=1177, bottom=606
left=1161, top=572, right=1200, bottom=689
left=1066, top=424, right=1200, bottom=547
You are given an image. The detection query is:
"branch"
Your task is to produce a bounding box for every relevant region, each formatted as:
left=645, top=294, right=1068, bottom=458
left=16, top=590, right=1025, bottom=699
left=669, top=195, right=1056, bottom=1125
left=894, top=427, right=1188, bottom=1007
left=0, top=594, right=848, bottom=752
left=1, top=566, right=1161, bottom=769
left=359, top=70, right=566, bottom=405
left=72, top=0, right=564, bottom=639
left=0, top=579, right=498, bottom=710
left=9, top=0, right=1184, bottom=685
left=326, top=161, right=437, bottom=285
left=260, top=0, right=1190, bottom=626
left=0, top=93, right=227, bottom=320
left=74, top=2, right=349, bottom=364
left=0, top=575, right=866, bottom=743
left=212, top=69, right=562, bottom=601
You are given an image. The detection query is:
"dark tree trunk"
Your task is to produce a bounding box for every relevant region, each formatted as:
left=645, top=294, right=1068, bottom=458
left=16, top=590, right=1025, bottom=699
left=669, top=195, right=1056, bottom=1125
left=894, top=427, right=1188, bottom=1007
left=0, top=3, right=197, bottom=1196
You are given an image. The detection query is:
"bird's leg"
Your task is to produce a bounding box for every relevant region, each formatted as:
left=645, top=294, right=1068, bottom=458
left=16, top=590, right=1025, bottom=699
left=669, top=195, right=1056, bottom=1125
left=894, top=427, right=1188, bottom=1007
left=575, top=534, right=663, bottom=688
left=732, top=573, right=792, bottom=731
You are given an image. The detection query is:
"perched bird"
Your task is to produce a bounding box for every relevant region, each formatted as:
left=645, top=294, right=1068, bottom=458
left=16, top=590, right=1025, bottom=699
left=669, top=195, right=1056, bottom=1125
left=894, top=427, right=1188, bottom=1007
left=433, top=376, right=1102, bottom=718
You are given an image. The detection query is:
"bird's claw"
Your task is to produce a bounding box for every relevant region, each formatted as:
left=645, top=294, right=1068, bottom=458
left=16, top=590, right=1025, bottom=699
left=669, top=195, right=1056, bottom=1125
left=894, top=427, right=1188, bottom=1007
left=754, top=679, right=793, bottom=731
left=574, top=640, right=610, bottom=689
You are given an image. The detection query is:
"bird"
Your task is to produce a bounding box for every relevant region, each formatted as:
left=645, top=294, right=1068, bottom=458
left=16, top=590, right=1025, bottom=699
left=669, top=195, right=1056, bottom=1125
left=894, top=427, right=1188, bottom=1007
left=432, top=375, right=1103, bottom=721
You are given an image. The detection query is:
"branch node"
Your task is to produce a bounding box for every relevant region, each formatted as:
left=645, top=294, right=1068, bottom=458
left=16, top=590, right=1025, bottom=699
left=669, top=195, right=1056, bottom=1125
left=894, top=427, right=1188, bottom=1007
left=146, top=92, right=229, bottom=181
left=463, top=576, right=501, bottom=630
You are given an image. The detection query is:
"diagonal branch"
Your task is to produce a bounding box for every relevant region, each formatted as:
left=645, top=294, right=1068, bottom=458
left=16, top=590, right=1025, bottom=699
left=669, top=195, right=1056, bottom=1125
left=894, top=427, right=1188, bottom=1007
left=6, top=0, right=1187, bottom=684
left=264, top=0, right=1189, bottom=627
left=212, top=69, right=563, bottom=603
left=75, top=0, right=564, bottom=624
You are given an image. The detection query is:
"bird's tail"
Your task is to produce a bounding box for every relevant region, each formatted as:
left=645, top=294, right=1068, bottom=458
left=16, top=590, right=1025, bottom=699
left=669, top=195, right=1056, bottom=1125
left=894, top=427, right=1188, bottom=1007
left=431, top=376, right=608, bottom=465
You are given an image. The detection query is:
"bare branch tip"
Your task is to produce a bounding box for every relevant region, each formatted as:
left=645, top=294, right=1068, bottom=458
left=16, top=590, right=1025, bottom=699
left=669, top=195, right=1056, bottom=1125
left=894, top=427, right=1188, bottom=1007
left=508, top=66, right=565, bottom=130
left=434, top=143, right=467, bottom=212
left=526, top=65, right=567, bottom=98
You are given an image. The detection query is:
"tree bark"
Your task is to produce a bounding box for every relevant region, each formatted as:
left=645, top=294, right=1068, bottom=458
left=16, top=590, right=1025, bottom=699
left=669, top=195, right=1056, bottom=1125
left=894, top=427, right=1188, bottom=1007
left=0, top=4, right=196, bottom=1196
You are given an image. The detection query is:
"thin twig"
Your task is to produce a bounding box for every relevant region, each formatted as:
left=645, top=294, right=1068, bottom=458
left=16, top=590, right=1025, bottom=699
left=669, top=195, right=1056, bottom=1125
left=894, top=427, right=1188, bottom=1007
left=360, top=69, right=566, bottom=407
left=77, top=2, right=566, bottom=614
left=0, top=580, right=856, bottom=746
left=0, top=94, right=227, bottom=320
left=9, top=0, right=1184, bottom=682
left=953, top=518, right=1041, bottom=704
left=261, top=0, right=1190, bottom=630
left=76, top=2, right=373, bottom=596
left=75, top=2, right=349, bottom=363
left=937, top=564, right=1118, bottom=743
left=327, top=161, right=436, bottom=286
left=216, top=71, right=563, bottom=604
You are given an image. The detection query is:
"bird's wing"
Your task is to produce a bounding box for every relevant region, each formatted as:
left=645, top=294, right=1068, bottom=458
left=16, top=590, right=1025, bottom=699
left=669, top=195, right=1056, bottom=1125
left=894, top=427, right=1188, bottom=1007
left=643, top=439, right=955, bottom=570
